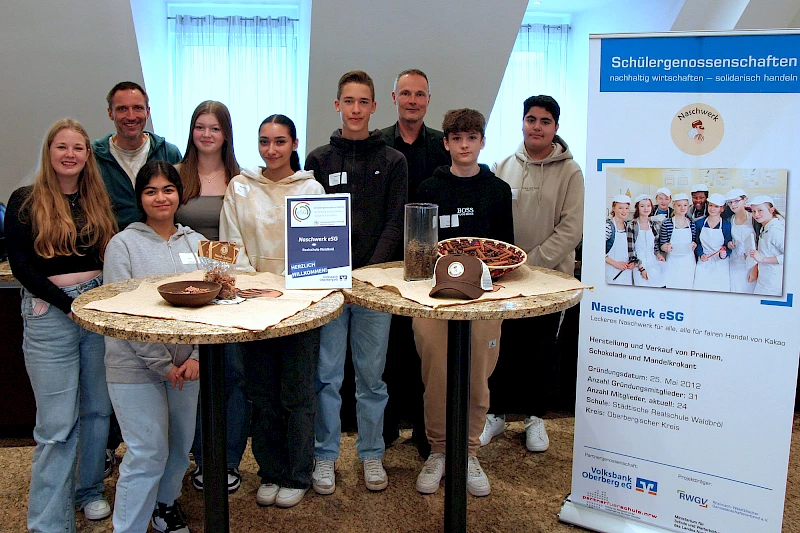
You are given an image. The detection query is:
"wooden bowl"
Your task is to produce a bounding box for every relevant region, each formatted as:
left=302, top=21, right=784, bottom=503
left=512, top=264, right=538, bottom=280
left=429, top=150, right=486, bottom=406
left=157, top=281, right=222, bottom=307
left=437, top=237, right=527, bottom=279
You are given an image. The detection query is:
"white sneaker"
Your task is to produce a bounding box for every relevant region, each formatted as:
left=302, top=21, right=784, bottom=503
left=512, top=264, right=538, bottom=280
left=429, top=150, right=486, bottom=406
left=256, top=483, right=280, bottom=506
left=363, top=459, right=388, bottom=491
left=479, top=414, right=506, bottom=446
left=312, top=460, right=336, bottom=495
left=416, top=453, right=445, bottom=494
left=83, top=498, right=112, bottom=520
left=276, top=487, right=307, bottom=508
left=524, top=416, right=550, bottom=452
left=466, top=456, right=491, bottom=497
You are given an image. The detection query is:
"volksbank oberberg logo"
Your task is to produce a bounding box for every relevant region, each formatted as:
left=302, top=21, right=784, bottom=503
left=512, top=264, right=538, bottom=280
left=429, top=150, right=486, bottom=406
left=678, top=490, right=708, bottom=508
left=636, top=478, right=658, bottom=495
left=582, top=468, right=633, bottom=489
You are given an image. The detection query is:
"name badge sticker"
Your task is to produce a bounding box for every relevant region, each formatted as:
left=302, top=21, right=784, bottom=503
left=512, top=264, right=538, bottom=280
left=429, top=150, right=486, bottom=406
left=234, top=182, right=250, bottom=197
left=340, top=171, right=347, bottom=184
left=328, top=173, right=341, bottom=186
left=179, top=253, right=197, bottom=265
left=451, top=214, right=460, bottom=227
left=439, top=215, right=451, bottom=228
left=511, top=188, right=520, bottom=200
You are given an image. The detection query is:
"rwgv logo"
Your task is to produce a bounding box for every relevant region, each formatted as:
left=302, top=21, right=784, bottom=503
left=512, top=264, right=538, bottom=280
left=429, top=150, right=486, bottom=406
left=677, top=490, right=708, bottom=508
left=635, top=478, right=658, bottom=495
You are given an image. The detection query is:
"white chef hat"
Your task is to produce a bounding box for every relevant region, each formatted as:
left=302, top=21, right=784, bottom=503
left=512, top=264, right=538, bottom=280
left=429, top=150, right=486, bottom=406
left=707, top=193, right=726, bottom=207
left=672, top=193, right=690, bottom=202
left=748, top=195, right=774, bottom=206
left=690, top=183, right=709, bottom=193
left=725, top=188, right=747, bottom=201
left=634, top=193, right=653, bottom=206
left=655, top=187, right=671, bottom=197
left=612, top=194, right=631, bottom=204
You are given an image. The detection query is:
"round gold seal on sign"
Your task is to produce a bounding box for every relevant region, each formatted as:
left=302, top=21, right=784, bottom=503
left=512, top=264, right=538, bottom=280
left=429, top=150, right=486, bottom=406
left=670, top=103, right=724, bottom=156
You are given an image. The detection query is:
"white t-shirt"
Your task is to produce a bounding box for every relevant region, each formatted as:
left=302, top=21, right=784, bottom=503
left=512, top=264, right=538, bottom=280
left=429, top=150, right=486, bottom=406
left=109, top=133, right=151, bottom=186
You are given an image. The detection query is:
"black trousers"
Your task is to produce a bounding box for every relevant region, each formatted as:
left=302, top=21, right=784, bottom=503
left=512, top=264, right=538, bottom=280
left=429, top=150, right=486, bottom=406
left=242, top=328, right=320, bottom=489
left=488, top=312, right=561, bottom=416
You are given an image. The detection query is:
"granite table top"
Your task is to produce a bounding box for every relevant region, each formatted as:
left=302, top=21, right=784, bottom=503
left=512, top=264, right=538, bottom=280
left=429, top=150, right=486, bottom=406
left=345, top=262, right=584, bottom=320
left=72, top=274, right=344, bottom=344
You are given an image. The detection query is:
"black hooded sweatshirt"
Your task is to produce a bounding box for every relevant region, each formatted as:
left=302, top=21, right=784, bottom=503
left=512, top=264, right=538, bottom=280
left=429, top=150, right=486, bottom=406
left=305, top=129, right=408, bottom=268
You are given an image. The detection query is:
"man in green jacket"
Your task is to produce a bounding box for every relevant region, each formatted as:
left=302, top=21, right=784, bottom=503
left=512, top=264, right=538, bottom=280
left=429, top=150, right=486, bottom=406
left=93, top=81, right=181, bottom=229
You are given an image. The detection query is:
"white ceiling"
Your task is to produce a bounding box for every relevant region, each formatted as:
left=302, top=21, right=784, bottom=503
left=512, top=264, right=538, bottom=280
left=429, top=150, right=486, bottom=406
left=524, top=0, right=617, bottom=14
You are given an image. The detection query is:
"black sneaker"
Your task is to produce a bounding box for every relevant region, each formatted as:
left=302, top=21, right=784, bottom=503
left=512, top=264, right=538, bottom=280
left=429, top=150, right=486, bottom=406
left=104, top=449, right=116, bottom=478
left=152, top=501, right=189, bottom=533
left=191, top=465, right=203, bottom=491
left=227, top=467, right=242, bottom=493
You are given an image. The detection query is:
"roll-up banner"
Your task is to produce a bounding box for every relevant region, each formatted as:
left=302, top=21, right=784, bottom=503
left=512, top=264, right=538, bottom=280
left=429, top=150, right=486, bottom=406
left=560, top=30, right=800, bottom=533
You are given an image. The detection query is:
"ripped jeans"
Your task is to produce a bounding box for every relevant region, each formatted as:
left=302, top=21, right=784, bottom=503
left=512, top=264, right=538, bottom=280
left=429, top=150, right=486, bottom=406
left=22, top=275, right=111, bottom=533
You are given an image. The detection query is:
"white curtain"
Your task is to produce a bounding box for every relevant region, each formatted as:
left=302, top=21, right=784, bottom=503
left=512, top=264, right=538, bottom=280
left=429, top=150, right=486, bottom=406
left=169, top=15, right=300, bottom=169
left=480, top=24, right=569, bottom=166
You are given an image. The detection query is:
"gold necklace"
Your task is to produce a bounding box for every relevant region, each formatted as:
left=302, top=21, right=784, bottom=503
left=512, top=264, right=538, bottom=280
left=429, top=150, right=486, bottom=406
left=201, top=171, right=224, bottom=184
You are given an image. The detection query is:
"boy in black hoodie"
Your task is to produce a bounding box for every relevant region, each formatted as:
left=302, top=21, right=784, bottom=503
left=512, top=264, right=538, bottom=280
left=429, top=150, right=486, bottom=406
left=412, top=109, right=513, bottom=497
left=305, top=70, right=407, bottom=495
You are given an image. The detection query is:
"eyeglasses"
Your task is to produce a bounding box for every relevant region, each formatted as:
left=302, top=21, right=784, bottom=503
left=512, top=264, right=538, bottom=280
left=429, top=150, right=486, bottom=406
left=727, top=198, right=744, bottom=205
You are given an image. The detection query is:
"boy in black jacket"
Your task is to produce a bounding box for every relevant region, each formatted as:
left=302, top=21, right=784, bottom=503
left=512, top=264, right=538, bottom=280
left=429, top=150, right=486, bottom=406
left=412, top=109, right=513, bottom=497
left=305, top=70, right=407, bottom=495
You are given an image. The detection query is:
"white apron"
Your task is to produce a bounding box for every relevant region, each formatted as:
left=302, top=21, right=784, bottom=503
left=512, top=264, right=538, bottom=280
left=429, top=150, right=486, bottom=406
left=754, top=218, right=785, bottom=296
left=729, top=216, right=757, bottom=294
left=693, top=219, right=730, bottom=292
left=632, top=222, right=664, bottom=287
left=605, top=226, right=632, bottom=285
left=664, top=223, right=695, bottom=290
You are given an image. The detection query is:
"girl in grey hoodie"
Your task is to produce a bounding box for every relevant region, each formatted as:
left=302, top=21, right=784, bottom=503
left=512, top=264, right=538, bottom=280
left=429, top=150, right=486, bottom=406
left=103, top=161, right=205, bottom=533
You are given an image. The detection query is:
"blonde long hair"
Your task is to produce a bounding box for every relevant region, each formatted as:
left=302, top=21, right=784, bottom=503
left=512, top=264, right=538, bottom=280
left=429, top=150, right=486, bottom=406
left=22, top=119, right=117, bottom=259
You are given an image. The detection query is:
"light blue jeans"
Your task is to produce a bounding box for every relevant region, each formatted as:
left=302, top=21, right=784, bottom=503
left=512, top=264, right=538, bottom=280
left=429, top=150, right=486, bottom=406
left=22, top=276, right=111, bottom=533
left=108, top=379, right=199, bottom=533
left=314, top=303, right=391, bottom=461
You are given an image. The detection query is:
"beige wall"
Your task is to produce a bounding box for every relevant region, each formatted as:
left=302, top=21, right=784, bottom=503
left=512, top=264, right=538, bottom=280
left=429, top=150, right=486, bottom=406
left=0, top=0, right=145, bottom=202
left=305, top=0, right=528, bottom=154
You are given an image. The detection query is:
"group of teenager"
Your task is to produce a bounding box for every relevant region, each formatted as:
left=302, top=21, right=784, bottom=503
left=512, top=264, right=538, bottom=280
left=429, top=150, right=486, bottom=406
left=8, top=68, right=585, bottom=533
left=605, top=184, right=785, bottom=295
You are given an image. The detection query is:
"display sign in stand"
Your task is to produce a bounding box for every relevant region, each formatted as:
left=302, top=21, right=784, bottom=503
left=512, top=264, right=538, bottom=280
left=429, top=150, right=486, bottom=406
left=562, top=30, right=800, bottom=533
left=285, top=193, right=352, bottom=289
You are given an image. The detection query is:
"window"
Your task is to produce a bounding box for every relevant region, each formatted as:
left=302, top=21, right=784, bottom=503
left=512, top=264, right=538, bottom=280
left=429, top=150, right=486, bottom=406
left=167, top=5, right=308, bottom=168
left=480, top=23, right=569, bottom=166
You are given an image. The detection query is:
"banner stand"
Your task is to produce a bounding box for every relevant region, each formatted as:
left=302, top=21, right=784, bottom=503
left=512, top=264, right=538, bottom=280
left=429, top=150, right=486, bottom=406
left=559, top=494, right=675, bottom=533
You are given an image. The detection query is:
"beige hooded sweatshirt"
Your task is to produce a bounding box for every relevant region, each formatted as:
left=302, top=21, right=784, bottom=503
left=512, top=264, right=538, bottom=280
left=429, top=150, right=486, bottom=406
left=219, top=167, right=324, bottom=274
left=491, top=136, right=585, bottom=275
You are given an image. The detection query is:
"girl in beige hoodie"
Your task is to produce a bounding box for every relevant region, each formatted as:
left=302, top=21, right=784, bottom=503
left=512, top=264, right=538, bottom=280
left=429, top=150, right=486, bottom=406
left=219, top=115, right=324, bottom=509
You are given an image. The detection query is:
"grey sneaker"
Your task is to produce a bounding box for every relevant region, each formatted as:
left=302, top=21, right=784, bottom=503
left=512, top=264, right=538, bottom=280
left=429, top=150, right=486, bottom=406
left=276, top=487, right=308, bottom=508
left=479, top=414, right=506, bottom=446
left=83, top=499, right=111, bottom=520
left=416, top=453, right=445, bottom=494
left=256, top=483, right=280, bottom=506
left=363, top=459, right=388, bottom=491
left=312, top=460, right=336, bottom=495
left=466, top=456, right=491, bottom=497
left=524, top=416, right=550, bottom=452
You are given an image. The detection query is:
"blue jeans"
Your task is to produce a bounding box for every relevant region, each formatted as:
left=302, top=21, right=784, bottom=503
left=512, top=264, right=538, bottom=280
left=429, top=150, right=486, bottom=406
left=314, top=304, right=391, bottom=461
left=108, top=379, right=199, bottom=533
left=191, top=342, right=251, bottom=469
left=22, top=275, right=111, bottom=533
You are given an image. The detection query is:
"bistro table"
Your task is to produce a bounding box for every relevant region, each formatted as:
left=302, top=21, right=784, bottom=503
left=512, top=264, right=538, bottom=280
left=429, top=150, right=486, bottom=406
left=344, top=261, right=583, bottom=533
left=72, top=274, right=344, bottom=533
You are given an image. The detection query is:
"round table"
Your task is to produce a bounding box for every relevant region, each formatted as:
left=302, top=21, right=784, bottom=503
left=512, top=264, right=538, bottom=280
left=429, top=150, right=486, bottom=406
left=344, top=262, right=583, bottom=533
left=73, top=275, right=344, bottom=533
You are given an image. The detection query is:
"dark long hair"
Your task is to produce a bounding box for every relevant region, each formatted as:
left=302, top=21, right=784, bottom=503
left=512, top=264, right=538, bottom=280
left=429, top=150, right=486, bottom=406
left=260, top=114, right=301, bottom=171
left=136, top=161, right=184, bottom=222
left=180, top=100, right=240, bottom=202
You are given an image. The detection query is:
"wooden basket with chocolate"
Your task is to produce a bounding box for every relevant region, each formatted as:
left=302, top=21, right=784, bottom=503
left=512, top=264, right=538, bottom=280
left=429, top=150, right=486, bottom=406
left=437, top=237, right=527, bottom=279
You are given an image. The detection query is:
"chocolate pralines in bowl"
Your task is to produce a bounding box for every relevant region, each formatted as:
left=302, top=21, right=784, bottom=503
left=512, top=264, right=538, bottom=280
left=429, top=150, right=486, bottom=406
left=157, top=281, right=222, bottom=307
left=437, top=237, right=527, bottom=280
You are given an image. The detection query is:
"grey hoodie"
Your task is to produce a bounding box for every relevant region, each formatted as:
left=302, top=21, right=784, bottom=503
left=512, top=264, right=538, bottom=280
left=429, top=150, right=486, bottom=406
left=103, top=222, right=206, bottom=384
